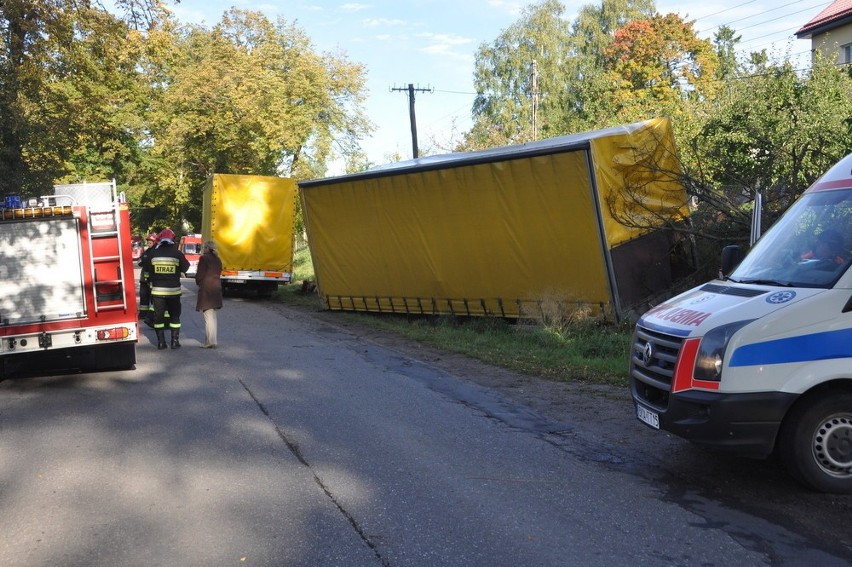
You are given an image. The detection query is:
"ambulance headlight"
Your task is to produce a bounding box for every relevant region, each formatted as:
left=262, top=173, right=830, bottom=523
left=694, top=320, right=753, bottom=382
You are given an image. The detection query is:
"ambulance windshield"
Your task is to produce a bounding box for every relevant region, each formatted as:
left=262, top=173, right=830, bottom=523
left=730, top=188, right=852, bottom=288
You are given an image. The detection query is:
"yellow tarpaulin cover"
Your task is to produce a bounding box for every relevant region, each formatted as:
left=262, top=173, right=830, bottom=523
left=202, top=174, right=296, bottom=273
left=591, top=117, right=686, bottom=247
left=300, top=118, right=687, bottom=319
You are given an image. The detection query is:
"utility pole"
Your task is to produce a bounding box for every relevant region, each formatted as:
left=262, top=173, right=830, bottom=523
left=390, top=83, right=433, bottom=158
left=530, top=60, right=539, bottom=141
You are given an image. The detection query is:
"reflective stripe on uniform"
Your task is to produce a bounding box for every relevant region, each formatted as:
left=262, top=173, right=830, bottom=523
left=151, top=286, right=182, bottom=296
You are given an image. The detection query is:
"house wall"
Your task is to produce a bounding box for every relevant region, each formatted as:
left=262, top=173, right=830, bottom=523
left=811, top=25, right=852, bottom=64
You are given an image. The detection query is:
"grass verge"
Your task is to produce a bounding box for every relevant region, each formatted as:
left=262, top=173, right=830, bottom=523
left=276, top=246, right=633, bottom=387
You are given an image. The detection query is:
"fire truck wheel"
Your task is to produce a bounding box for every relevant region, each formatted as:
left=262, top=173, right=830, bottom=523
left=778, top=391, right=852, bottom=494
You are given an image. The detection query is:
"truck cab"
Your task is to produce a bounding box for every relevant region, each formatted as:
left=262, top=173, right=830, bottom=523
left=631, top=152, right=852, bottom=493
left=178, top=234, right=203, bottom=277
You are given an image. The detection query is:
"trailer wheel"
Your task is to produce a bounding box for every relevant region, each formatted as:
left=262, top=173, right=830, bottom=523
left=778, top=391, right=852, bottom=493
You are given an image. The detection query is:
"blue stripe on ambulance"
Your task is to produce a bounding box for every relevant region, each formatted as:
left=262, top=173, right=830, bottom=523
left=729, top=328, right=852, bottom=366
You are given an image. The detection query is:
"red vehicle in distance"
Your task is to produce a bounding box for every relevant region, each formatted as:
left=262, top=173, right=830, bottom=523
left=178, top=233, right=203, bottom=277
left=131, top=235, right=144, bottom=260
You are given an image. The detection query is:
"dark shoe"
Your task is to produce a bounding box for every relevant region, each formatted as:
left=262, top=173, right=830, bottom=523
left=170, top=329, right=181, bottom=349
left=156, top=330, right=168, bottom=350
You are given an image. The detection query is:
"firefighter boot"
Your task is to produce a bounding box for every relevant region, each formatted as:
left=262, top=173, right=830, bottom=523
left=156, top=329, right=168, bottom=350
left=170, top=329, right=181, bottom=349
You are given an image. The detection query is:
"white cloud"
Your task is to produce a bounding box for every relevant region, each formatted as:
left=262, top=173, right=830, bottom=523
left=416, top=32, right=473, bottom=47
left=416, top=32, right=475, bottom=60
left=362, top=17, right=407, bottom=28
left=485, top=0, right=526, bottom=17
left=340, top=3, right=370, bottom=12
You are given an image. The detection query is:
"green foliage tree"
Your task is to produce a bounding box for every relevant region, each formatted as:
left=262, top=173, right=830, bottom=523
left=0, top=1, right=371, bottom=236
left=142, top=9, right=371, bottom=231
left=109, top=0, right=176, bottom=29
left=467, top=0, right=573, bottom=148
left=0, top=0, right=151, bottom=195
left=602, top=13, right=719, bottom=123
left=562, top=0, right=655, bottom=130
left=572, top=0, right=655, bottom=65
left=684, top=55, right=852, bottom=242
left=466, top=0, right=656, bottom=149
left=713, top=25, right=742, bottom=80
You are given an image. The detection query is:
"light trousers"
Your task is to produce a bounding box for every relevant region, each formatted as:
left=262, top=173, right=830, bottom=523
left=202, top=308, right=218, bottom=346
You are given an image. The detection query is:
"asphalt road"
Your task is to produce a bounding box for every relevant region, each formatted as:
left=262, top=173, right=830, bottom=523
left=0, top=283, right=850, bottom=566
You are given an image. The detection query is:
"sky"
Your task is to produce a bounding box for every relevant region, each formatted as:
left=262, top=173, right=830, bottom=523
left=164, top=0, right=833, bottom=171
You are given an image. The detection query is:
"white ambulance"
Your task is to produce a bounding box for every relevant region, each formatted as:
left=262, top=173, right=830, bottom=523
left=631, top=153, right=852, bottom=493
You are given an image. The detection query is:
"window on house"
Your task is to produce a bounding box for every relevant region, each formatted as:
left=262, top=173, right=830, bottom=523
left=843, top=43, right=852, bottom=64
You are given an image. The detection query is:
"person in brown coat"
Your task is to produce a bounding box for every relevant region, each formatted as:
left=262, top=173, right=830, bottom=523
left=195, top=240, right=223, bottom=348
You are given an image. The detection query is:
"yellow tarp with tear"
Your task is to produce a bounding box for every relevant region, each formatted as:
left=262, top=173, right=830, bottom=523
left=202, top=174, right=297, bottom=273
left=299, top=117, right=687, bottom=319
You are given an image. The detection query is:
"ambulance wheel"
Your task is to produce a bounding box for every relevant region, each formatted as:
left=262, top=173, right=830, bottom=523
left=778, top=391, right=852, bottom=493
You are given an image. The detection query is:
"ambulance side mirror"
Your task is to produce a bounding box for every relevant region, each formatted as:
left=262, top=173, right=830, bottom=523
left=720, top=245, right=745, bottom=278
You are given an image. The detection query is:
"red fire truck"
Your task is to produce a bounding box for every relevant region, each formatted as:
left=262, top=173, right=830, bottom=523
left=0, top=181, right=138, bottom=379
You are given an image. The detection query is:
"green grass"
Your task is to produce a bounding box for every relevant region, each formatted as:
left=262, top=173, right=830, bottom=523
left=275, top=246, right=633, bottom=386
left=275, top=245, right=323, bottom=307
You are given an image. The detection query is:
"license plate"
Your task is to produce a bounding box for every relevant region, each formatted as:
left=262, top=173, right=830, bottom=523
left=636, top=404, right=660, bottom=429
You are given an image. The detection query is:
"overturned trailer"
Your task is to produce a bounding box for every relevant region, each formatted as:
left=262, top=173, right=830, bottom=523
left=299, top=118, right=690, bottom=322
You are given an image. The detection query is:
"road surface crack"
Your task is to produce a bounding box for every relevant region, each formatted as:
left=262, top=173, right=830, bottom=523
left=239, top=378, right=390, bottom=566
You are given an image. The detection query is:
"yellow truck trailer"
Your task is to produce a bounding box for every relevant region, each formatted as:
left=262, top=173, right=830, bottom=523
left=299, top=118, right=689, bottom=321
left=202, top=174, right=297, bottom=297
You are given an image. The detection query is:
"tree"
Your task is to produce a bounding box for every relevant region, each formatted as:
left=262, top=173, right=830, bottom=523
left=559, top=0, right=656, bottom=132
left=107, top=0, right=176, bottom=30
left=0, top=0, right=158, bottom=195
left=467, top=0, right=658, bottom=150
left=713, top=25, right=742, bottom=80
left=688, top=55, right=852, bottom=233
left=144, top=9, right=371, bottom=230
left=610, top=55, right=852, bottom=278
left=572, top=0, right=655, bottom=67
left=602, top=13, right=719, bottom=123
left=468, top=0, right=573, bottom=148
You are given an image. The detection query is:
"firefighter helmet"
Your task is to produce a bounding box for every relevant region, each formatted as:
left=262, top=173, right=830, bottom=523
left=146, top=233, right=159, bottom=243
left=158, top=228, right=176, bottom=244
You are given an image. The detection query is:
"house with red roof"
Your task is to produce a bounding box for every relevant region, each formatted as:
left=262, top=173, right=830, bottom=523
left=796, top=0, right=852, bottom=65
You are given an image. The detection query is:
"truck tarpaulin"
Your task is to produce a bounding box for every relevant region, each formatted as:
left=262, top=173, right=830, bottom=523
left=202, top=174, right=297, bottom=296
left=299, top=118, right=688, bottom=320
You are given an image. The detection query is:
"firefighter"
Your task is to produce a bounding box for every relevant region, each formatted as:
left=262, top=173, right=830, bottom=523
left=141, top=228, right=190, bottom=350
left=137, top=233, right=159, bottom=325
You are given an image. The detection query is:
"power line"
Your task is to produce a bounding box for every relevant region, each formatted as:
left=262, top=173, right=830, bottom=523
left=690, top=0, right=828, bottom=66
left=697, top=0, right=829, bottom=45
left=728, top=3, right=829, bottom=35
left=434, top=88, right=476, bottom=95
left=692, top=0, right=761, bottom=22
left=698, top=0, right=821, bottom=34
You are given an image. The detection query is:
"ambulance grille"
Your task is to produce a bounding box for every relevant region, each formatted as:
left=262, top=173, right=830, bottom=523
left=630, top=325, right=684, bottom=411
